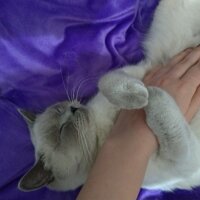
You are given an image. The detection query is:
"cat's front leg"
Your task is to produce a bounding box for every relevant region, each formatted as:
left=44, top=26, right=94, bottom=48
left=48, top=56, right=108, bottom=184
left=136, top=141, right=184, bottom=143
left=98, top=69, right=148, bottom=109
left=144, top=87, right=196, bottom=163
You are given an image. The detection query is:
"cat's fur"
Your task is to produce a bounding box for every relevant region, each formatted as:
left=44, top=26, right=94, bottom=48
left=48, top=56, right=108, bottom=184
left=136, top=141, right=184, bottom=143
left=18, top=0, right=200, bottom=192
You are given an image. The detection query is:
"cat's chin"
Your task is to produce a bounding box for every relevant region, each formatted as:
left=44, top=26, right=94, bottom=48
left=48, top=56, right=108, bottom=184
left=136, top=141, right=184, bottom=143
left=47, top=175, right=87, bottom=191
left=47, top=183, right=82, bottom=192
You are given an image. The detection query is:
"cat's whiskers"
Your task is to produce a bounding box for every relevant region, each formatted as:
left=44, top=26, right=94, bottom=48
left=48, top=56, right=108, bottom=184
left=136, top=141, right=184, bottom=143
left=66, top=70, right=74, bottom=103
left=71, top=80, right=76, bottom=102
left=74, top=113, right=93, bottom=163
left=73, top=75, right=99, bottom=102
left=70, top=75, right=91, bottom=102
left=60, top=67, right=99, bottom=103
left=59, top=65, right=73, bottom=103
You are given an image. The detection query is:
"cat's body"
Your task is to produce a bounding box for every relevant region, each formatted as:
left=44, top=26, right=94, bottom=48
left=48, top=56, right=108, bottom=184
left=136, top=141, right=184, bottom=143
left=19, top=0, right=200, bottom=192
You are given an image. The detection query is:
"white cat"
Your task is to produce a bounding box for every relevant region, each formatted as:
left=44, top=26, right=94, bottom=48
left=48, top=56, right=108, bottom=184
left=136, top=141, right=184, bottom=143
left=18, top=0, right=200, bottom=192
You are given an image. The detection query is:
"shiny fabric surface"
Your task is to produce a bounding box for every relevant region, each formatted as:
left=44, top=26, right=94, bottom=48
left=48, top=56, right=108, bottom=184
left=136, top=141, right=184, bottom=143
left=1, top=0, right=199, bottom=199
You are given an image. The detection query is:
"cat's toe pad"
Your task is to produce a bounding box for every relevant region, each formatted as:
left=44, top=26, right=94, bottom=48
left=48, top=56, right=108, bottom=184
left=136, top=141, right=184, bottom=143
left=99, top=75, right=148, bottom=109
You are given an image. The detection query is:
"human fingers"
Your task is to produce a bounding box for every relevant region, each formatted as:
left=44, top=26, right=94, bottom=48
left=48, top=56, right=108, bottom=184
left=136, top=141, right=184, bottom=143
left=143, top=66, right=162, bottom=84
left=144, top=49, right=193, bottom=84
left=181, top=60, right=200, bottom=89
left=167, top=48, right=193, bottom=67
left=167, top=47, right=200, bottom=78
left=185, top=86, right=200, bottom=122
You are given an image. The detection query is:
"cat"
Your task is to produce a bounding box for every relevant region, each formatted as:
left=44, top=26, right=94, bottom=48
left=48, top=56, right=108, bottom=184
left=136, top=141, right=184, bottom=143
left=18, top=0, right=200, bottom=192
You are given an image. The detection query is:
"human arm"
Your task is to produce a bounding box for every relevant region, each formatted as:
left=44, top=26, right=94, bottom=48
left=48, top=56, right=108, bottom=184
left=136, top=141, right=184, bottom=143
left=77, top=109, right=156, bottom=200
left=77, top=47, right=200, bottom=200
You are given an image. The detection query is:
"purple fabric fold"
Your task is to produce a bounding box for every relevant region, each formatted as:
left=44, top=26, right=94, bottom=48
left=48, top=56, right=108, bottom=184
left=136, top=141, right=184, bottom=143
left=1, top=0, right=199, bottom=200
left=0, top=0, right=158, bottom=111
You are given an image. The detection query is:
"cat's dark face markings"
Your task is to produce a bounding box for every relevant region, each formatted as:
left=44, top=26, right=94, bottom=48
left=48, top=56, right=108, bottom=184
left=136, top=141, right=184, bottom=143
left=18, top=100, right=97, bottom=191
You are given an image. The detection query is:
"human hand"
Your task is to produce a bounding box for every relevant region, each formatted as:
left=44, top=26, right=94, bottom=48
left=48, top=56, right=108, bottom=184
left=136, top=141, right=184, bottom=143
left=144, top=47, right=200, bottom=122
left=108, top=47, right=200, bottom=155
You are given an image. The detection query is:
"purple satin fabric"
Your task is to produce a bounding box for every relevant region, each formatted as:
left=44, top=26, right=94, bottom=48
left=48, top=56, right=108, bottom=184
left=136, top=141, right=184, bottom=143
left=1, top=0, right=199, bottom=199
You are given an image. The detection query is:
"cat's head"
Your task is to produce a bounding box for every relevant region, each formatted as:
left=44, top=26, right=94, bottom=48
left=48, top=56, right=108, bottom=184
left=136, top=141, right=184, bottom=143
left=18, top=101, right=97, bottom=192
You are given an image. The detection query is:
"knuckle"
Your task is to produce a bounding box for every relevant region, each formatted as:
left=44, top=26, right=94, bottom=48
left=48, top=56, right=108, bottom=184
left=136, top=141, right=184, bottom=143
left=143, top=77, right=150, bottom=84
left=178, top=82, right=185, bottom=92
left=184, top=48, right=193, bottom=53
left=190, top=66, right=200, bottom=82
left=193, top=47, right=200, bottom=55
left=197, top=87, right=200, bottom=95
left=180, top=58, right=189, bottom=65
left=191, top=76, right=200, bottom=85
left=180, top=79, right=189, bottom=88
left=159, top=77, right=170, bottom=86
left=177, top=83, right=187, bottom=96
left=197, top=62, right=200, bottom=69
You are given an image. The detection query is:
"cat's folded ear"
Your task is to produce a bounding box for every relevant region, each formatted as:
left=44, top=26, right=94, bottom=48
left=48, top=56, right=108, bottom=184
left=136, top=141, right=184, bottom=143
left=18, top=109, right=36, bottom=126
left=18, top=158, right=54, bottom=192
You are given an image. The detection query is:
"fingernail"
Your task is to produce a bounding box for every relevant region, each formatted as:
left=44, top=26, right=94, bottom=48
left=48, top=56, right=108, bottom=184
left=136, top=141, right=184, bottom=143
left=184, top=48, right=193, bottom=52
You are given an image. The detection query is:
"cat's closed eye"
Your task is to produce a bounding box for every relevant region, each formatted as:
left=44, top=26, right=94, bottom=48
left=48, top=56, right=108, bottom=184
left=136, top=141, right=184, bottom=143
left=59, top=123, right=66, bottom=133
left=54, top=105, right=65, bottom=115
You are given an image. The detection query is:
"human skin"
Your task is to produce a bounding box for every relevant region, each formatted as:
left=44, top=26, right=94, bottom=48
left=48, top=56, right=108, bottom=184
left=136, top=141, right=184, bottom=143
left=77, top=47, right=200, bottom=200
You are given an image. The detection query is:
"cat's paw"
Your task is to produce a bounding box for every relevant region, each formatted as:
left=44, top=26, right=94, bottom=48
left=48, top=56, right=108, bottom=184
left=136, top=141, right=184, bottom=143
left=145, top=86, right=172, bottom=116
left=144, top=86, right=193, bottom=162
left=144, top=86, right=172, bottom=128
left=144, top=86, right=186, bottom=143
left=98, top=71, right=148, bottom=109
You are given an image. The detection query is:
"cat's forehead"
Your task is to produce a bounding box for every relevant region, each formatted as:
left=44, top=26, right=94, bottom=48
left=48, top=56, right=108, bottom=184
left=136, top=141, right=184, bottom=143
left=50, top=101, right=68, bottom=112
left=51, top=100, right=80, bottom=109
left=45, top=100, right=80, bottom=114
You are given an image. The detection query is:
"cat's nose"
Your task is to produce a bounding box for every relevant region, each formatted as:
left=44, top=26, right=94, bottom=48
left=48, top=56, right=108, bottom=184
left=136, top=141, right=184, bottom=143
left=70, top=107, right=78, bottom=114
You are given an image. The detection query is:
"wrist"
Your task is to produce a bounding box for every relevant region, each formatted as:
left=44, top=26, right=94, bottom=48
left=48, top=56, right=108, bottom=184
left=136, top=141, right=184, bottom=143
left=108, top=109, right=158, bottom=156
left=127, top=109, right=159, bottom=154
